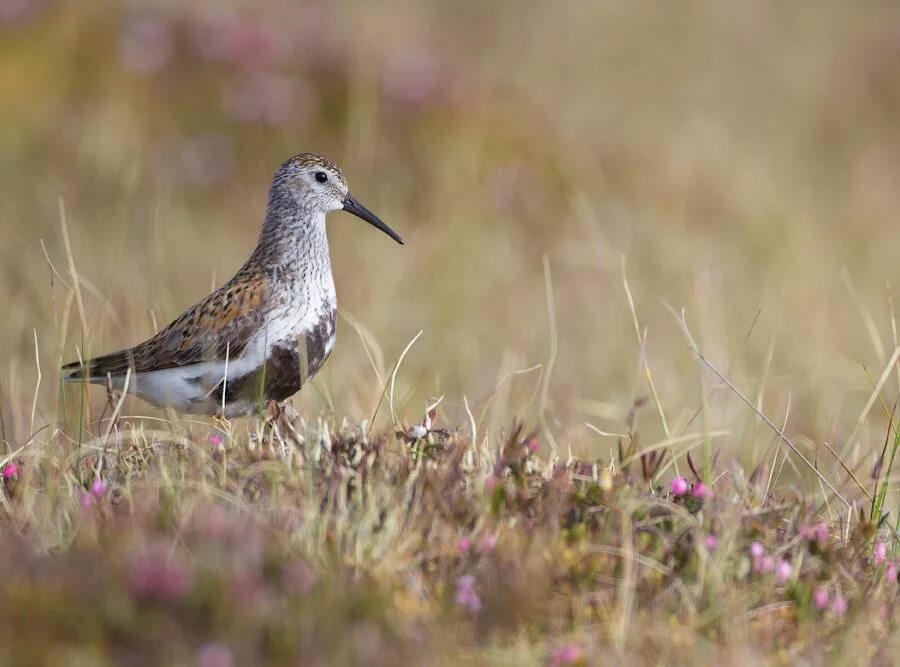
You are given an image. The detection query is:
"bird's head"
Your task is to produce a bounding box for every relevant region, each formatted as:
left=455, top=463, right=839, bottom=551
left=272, top=153, right=403, bottom=245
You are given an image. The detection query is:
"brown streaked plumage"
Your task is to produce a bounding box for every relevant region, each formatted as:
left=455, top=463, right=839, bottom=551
left=62, top=152, right=403, bottom=417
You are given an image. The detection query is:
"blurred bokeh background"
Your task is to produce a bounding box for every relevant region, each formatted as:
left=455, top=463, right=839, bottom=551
left=2, top=0, right=900, bottom=477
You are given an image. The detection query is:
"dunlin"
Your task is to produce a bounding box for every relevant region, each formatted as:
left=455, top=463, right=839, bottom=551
left=63, top=153, right=403, bottom=417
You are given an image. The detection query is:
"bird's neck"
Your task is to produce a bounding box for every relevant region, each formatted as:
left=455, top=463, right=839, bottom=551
left=249, top=191, right=335, bottom=303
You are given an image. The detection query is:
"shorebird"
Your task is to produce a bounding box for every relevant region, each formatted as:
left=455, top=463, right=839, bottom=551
left=62, top=153, right=403, bottom=417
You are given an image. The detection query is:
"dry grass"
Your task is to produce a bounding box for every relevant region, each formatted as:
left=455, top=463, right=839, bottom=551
left=2, top=1, right=900, bottom=664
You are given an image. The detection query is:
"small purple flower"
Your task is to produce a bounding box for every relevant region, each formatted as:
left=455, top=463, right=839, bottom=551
left=454, top=575, right=481, bottom=613
left=775, top=560, right=792, bottom=584
left=759, top=554, right=775, bottom=574
left=813, top=522, right=829, bottom=546
left=670, top=477, right=689, bottom=496
left=813, top=586, right=830, bottom=610
left=750, top=541, right=765, bottom=560
left=875, top=541, right=888, bottom=564
left=887, top=562, right=898, bottom=585
left=129, top=547, right=194, bottom=602
left=691, top=482, right=712, bottom=500
left=2, top=463, right=18, bottom=479
left=527, top=439, right=539, bottom=454
left=831, top=593, right=848, bottom=618
left=704, top=535, right=719, bottom=551
left=79, top=490, right=94, bottom=510
left=91, top=478, right=108, bottom=499
left=548, top=643, right=583, bottom=666
left=457, top=537, right=472, bottom=553
left=210, top=433, right=226, bottom=457
left=482, top=533, right=498, bottom=552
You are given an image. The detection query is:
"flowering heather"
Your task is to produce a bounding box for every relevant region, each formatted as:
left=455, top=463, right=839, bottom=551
left=90, top=478, right=108, bottom=498
left=0, top=415, right=895, bottom=663
left=454, top=575, right=481, bottom=613
left=548, top=643, right=583, bottom=666
left=775, top=560, right=792, bottom=584
left=128, top=546, right=194, bottom=602
left=671, top=476, right=689, bottom=496
left=831, top=594, right=849, bottom=618
left=691, top=482, right=712, bottom=500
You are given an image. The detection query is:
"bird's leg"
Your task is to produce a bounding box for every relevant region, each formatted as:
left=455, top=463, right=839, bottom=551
left=98, top=373, right=122, bottom=436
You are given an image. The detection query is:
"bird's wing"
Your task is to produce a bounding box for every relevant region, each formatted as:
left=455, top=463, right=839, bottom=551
left=63, top=276, right=271, bottom=380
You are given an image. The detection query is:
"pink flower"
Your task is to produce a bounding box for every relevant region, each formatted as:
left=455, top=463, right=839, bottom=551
left=775, top=560, right=792, bottom=584
left=2, top=463, right=18, bottom=479
left=813, top=522, right=829, bottom=546
left=704, top=535, right=719, bottom=551
left=691, top=482, right=712, bottom=500
left=457, top=537, right=472, bottom=553
left=831, top=593, right=848, bottom=617
left=875, top=541, right=888, bottom=564
left=129, top=546, right=194, bottom=602
left=527, top=439, right=539, bottom=454
left=548, top=643, right=583, bottom=666
left=482, top=533, right=498, bottom=551
left=670, top=477, right=689, bottom=496
left=485, top=475, right=499, bottom=492
left=455, top=575, right=481, bottom=613
left=750, top=541, right=765, bottom=560
left=79, top=490, right=94, bottom=510
left=887, top=562, right=898, bottom=585
left=91, top=478, right=108, bottom=499
left=759, top=554, right=775, bottom=574
left=209, top=433, right=224, bottom=447
left=813, top=586, right=830, bottom=610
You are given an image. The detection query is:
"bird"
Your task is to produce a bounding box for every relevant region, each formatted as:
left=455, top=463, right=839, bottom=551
left=62, top=153, right=403, bottom=418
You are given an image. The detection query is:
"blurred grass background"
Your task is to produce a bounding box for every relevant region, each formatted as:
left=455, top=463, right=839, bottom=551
left=2, top=0, right=900, bottom=483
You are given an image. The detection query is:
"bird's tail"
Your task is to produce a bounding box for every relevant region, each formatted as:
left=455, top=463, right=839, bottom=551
left=62, top=349, right=136, bottom=382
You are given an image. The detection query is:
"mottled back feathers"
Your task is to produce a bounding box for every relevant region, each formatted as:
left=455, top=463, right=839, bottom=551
left=64, top=273, right=272, bottom=379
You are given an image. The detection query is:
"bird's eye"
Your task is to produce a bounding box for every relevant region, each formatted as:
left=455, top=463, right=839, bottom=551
left=314, top=171, right=328, bottom=183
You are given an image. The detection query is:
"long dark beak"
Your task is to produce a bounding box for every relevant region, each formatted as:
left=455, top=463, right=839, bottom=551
left=343, top=194, right=404, bottom=245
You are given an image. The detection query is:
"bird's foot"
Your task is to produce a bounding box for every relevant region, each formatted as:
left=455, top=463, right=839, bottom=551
left=212, top=412, right=233, bottom=434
